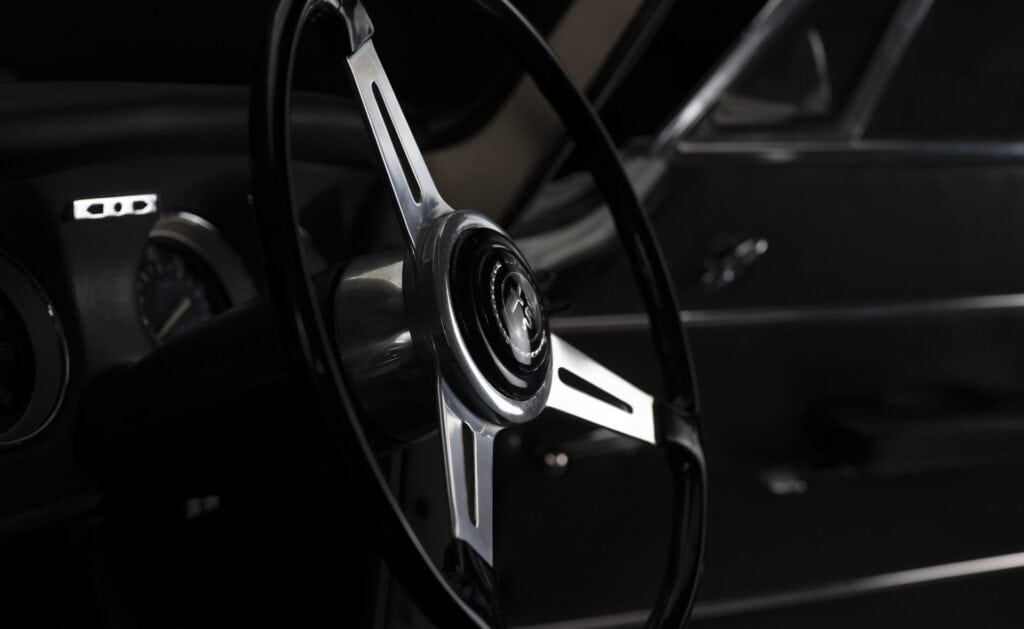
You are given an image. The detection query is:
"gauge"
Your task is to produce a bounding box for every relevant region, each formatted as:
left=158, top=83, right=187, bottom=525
left=0, top=251, right=67, bottom=445
left=136, top=242, right=229, bottom=343
left=136, top=212, right=257, bottom=344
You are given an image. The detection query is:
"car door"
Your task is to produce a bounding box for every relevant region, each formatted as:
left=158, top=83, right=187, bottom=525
left=523, top=0, right=1024, bottom=625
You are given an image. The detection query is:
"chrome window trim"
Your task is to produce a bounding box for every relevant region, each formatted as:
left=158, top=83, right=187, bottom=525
left=653, top=0, right=936, bottom=154
left=651, top=0, right=809, bottom=154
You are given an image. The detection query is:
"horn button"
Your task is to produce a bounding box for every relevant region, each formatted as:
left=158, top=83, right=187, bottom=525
left=450, top=230, right=550, bottom=400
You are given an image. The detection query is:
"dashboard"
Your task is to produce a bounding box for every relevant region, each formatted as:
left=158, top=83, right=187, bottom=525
left=0, top=147, right=375, bottom=480
left=0, top=157, right=253, bottom=447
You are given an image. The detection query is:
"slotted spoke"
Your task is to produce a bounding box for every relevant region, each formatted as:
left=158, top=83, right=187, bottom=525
left=439, top=377, right=500, bottom=566
left=546, top=334, right=657, bottom=444
left=347, top=41, right=450, bottom=254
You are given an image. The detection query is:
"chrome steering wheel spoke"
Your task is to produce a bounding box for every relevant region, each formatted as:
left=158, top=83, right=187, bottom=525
left=439, top=376, right=501, bottom=567
left=347, top=41, right=450, bottom=254
left=546, top=334, right=657, bottom=445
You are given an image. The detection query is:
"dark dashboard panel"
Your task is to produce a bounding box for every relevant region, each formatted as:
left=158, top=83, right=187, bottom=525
left=0, top=148, right=376, bottom=520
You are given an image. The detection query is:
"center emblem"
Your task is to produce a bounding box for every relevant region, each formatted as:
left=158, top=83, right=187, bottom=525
left=490, top=261, right=545, bottom=365
left=450, top=229, right=551, bottom=400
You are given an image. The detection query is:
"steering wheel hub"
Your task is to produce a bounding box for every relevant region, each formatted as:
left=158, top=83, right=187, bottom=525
left=451, top=229, right=549, bottom=402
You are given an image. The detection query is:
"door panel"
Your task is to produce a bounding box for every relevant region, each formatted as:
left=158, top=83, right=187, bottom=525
left=546, top=154, right=1024, bottom=614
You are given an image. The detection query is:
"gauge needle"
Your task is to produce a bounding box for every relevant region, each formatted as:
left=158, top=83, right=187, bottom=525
left=156, top=297, right=192, bottom=341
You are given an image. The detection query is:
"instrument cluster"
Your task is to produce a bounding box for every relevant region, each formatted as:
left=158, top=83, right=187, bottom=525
left=0, top=195, right=264, bottom=446
left=0, top=139, right=351, bottom=449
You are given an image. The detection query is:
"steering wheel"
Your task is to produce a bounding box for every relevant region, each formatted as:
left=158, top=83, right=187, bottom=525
left=248, top=0, right=706, bottom=626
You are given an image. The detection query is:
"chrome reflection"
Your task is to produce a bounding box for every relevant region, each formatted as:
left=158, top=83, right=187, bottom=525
left=547, top=335, right=656, bottom=445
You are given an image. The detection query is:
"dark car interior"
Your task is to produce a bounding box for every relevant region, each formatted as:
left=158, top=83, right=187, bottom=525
left=2, top=0, right=1024, bottom=627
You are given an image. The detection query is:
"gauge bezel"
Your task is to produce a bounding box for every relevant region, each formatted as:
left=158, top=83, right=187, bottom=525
left=148, top=212, right=259, bottom=308
left=0, top=251, right=68, bottom=446
left=136, top=211, right=259, bottom=344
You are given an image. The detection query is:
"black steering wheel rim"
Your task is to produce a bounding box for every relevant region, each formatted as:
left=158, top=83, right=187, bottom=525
left=249, top=0, right=706, bottom=626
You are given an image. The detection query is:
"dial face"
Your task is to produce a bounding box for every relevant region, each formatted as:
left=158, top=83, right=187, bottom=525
left=136, top=241, right=229, bottom=344
left=0, top=292, right=34, bottom=432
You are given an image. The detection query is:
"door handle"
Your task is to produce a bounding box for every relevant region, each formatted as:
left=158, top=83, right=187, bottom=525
left=701, top=236, right=769, bottom=290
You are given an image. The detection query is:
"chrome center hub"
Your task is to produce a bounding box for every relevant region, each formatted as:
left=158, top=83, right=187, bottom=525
left=335, top=212, right=552, bottom=432
left=450, top=228, right=550, bottom=401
